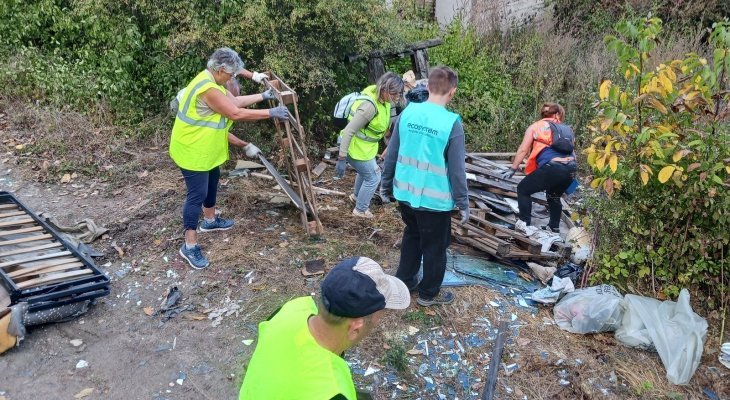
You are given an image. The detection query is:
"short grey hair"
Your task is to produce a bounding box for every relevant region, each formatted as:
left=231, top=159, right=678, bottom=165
left=206, top=47, right=244, bottom=74
left=376, top=72, right=405, bottom=103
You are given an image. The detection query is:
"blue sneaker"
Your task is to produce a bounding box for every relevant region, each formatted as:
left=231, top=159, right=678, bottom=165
left=199, top=216, right=235, bottom=232
left=179, top=244, right=209, bottom=269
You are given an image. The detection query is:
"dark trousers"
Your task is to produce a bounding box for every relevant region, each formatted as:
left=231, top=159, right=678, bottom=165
left=180, top=167, right=220, bottom=230
left=395, top=203, right=452, bottom=299
left=517, top=161, right=576, bottom=228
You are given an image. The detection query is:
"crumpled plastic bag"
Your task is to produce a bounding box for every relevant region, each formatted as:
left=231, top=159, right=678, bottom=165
left=553, top=285, right=623, bottom=334
left=530, top=276, right=575, bottom=304
left=615, top=289, right=707, bottom=385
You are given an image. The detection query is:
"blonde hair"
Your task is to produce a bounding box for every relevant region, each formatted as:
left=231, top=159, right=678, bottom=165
left=376, top=72, right=405, bottom=103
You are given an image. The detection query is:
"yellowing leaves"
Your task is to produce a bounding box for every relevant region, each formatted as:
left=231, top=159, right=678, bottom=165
left=658, top=165, right=676, bottom=183
left=639, top=164, right=653, bottom=185
left=648, top=98, right=667, bottom=114
left=599, top=80, right=611, bottom=100
left=609, top=154, right=618, bottom=173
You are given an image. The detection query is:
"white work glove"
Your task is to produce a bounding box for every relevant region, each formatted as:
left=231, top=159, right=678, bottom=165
left=459, top=208, right=470, bottom=225
left=243, top=143, right=261, bottom=158
left=251, top=71, right=268, bottom=84
left=500, top=167, right=517, bottom=179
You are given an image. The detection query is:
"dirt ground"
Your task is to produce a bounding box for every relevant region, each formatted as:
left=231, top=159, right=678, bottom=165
left=0, top=104, right=728, bottom=400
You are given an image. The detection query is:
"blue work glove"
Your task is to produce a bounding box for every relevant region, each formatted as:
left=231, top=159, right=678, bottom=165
left=500, top=167, right=517, bottom=180
left=260, top=88, right=275, bottom=101
left=334, top=158, right=347, bottom=180
left=459, top=208, right=470, bottom=225
left=268, top=106, right=289, bottom=120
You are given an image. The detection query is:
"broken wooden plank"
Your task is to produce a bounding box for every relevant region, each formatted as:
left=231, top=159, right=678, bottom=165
left=0, top=211, right=27, bottom=219
left=0, top=204, right=18, bottom=210
left=0, top=242, right=63, bottom=257
left=482, top=320, right=509, bottom=400
left=6, top=257, right=79, bottom=275
left=0, top=251, right=72, bottom=269
left=0, top=226, right=44, bottom=237
left=0, top=218, right=35, bottom=228
left=10, top=262, right=85, bottom=279
left=311, top=162, right=327, bottom=178
left=16, top=269, right=94, bottom=289
left=470, top=216, right=542, bottom=254
left=0, top=234, right=53, bottom=247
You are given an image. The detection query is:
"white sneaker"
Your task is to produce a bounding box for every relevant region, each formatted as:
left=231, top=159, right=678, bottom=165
left=515, top=219, right=528, bottom=233
left=352, top=208, right=374, bottom=219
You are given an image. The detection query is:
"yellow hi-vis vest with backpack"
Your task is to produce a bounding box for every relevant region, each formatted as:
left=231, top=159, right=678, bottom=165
left=169, top=70, right=234, bottom=171
left=239, top=296, right=357, bottom=400
left=340, top=85, right=391, bottom=161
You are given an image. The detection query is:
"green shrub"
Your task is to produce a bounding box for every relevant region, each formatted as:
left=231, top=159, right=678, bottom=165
left=584, top=17, right=730, bottom=301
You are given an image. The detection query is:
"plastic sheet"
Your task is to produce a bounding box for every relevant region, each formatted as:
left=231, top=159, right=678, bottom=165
left=553, top=285, right=623, bottom=334
left=615, top=289, right=707, bottom=385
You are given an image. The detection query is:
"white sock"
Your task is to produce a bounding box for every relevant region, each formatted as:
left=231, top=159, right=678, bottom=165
left=203, top=217, right=215, bottom=223
left=185, top=243, right=197, bottom=250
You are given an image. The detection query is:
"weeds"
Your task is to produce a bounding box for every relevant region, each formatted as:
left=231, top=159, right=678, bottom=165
left=381, top=339, right=409, bottom=373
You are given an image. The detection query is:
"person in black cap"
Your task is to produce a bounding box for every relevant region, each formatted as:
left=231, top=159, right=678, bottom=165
left=239, top=256, right=410, bottom=400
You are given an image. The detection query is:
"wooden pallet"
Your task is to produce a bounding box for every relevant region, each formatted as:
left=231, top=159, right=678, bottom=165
left=0, top=204, right=97, bottom=290
left=262, top=71, right=323, bottom=236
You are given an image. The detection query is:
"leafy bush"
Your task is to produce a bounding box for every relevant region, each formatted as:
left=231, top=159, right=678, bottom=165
left=0, top=0, right=411, bottom=131
left=584, top=17, right=729, bottom=301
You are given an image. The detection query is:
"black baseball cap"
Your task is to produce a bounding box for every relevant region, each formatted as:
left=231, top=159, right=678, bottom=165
left=321, top=257, right=410, bottom=318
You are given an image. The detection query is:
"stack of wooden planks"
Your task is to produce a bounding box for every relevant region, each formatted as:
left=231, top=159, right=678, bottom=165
left=0, top=192, right=109, bottom=312
left=451, top=153, right=572, bottom=262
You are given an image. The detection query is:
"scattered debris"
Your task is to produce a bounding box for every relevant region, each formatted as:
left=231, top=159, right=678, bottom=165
left=70, top=339, right=83, bottom=347
left=529, top=276, right=574, bottom=304
left=553, top=285, right=623, bottom=334
left=301, top=258, right=325, bottom=276
left=75, top=360, right=89, bottom=369
left=73, top=388, right=94, bottom=399
left=721, top=343, right=730, bottom=369
left=206, top=297, right=241, bottom=327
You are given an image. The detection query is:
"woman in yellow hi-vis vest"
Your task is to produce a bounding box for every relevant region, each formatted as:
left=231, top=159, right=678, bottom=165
left=334, top=72, right=405, bottom=219
left=170, top=47, right=289, bottom=269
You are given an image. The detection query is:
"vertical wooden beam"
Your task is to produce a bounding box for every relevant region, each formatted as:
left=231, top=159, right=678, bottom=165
left=367, top=57, right=385, bottom=84
left=411, top=49, right=430, bottom=79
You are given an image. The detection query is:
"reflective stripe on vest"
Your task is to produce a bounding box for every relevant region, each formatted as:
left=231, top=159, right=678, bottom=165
left=394, top=179, right=453, bottom=200
left=238, top=297, right=357, bottom=400
left=397, top=154, right=448, bottom=176
left=169, top=70, right=231, bottom=171
left=341, top=85, right=391, bottom=160
left=176, top=78, right=228, bottom=129
left=393, top=102, right=460, bottom=211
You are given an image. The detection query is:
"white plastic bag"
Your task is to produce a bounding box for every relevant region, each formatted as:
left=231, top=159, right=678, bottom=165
left=530, top=276, right=575, bottom=304
left=615, top=289, right=707, bottom=385
left=553, top=285, right=623, bottom=334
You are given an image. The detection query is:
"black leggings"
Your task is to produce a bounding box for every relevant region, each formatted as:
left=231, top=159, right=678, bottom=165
left=180, top=167, right=220, bottom=230
left=517, top=162, right=576, bottom=229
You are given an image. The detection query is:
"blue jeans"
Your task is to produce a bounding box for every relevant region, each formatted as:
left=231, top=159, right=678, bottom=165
left=347, top=156, right=381, bottom=212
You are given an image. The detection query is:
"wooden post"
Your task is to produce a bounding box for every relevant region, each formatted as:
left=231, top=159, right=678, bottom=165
left=411, top=49, right=430, bottom=79
left=367, top=57, right=386, bottom=84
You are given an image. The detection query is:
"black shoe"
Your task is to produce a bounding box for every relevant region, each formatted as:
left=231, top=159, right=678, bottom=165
left=541, top=225, right=560, bottom=233
left=417, top=291, right=455, bottom=306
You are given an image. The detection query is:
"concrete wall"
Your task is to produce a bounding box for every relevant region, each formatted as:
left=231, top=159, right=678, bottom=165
left=435, top=0, right=546, bottom=31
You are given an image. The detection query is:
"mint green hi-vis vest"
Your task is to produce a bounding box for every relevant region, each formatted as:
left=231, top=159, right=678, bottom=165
left=393, top=102, right=461, bottom=211
left=340, top=85, right=391, bottom=161
left=239, top=296, right=357, bottom=400
left=169, top=70, right=233, bottom=171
